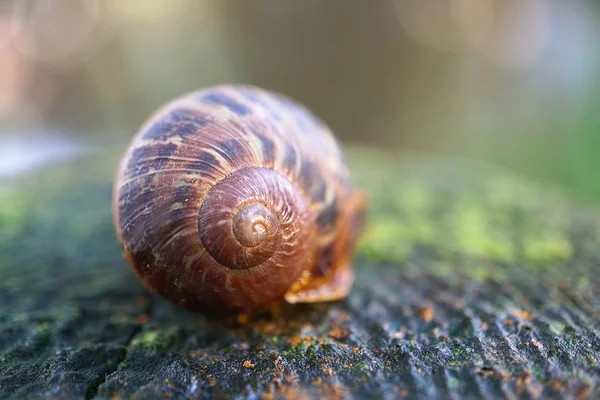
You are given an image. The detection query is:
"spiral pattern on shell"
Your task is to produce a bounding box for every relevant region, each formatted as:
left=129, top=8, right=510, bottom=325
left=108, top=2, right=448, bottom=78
left=113, top=84, right=366, bottom=313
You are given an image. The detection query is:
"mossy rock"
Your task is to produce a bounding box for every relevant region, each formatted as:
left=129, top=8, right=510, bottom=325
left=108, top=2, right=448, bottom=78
left=0, top=147, right=598, bottom=399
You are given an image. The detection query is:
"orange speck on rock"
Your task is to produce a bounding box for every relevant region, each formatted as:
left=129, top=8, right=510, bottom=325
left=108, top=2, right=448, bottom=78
left=243, top=360, right=255, bottom=369
left=418, top=306, right=435, bottom=323
left=511, top=307, right=534, bottom=321
left=328, top=326, right=349, bottom=341
left=287, top=336, right=306, bottom=346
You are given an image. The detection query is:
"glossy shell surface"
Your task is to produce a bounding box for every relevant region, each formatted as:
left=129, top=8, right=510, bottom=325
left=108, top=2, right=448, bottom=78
left=113, top=85, right=366, bottom=313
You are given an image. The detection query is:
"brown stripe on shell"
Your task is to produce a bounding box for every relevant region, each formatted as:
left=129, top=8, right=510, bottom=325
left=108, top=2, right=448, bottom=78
left=237, top=88, right=283, bottom=122
left=169, top=183, right=197, bottom=222
left=126, top=143, right=178, bottom=179
left=296, top=159, right=329, bottom=204
left=280, top=141, right=298, bottom=174
left=141, top=108, right=211, bottom=140
left=197, top=91, right=250, bottom=116
left=212, top=138, right=251, bottom=166
left=256, top=134, right=276, bottom=167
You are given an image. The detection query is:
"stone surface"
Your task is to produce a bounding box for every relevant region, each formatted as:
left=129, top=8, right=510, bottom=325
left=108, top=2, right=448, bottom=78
left=0, top=148, right=599, bottom=399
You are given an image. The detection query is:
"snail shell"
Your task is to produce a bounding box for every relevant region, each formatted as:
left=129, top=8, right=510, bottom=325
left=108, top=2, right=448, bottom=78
left=113, top=84, right=366, bottom=313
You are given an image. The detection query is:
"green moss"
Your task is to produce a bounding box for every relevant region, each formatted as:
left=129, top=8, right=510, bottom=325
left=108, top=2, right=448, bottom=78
left=445, top=341, right=483, bottom=369
left=0, top=187, right=27, bottom=212
left=35, top=322, right=52, bottom=335
left=359, top=180, right=440, bottom=265
left=282, top=341, right=308, bottom=359
left=353, top=361, right=369, bottom=373
left=464, top=261, right=505, bottom=282
left=450, top=203, right=515, bottom=262
left=11, top=313, right=30, bottom=323
left=131, top=330, right=167, bottom=350
left=577, top=276, right=590, bottom=291
left=361, top=219, right=410, bottom=264
left=521, top=232, right=572, bottom=263
left=282, top=340, right=323, bottom=362
left=549, top=322, right=566, bottom=335
left=111, top=313, right=135, bottom=325
left=585, top=355, right=599, bottom=369
left=351, top=149, right=585, bottom=285
left=305, top=344, right=320, bottom=360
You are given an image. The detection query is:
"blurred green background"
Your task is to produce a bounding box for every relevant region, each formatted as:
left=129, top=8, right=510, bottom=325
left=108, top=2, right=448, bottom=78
left=0, top=0, right=599, bottom=203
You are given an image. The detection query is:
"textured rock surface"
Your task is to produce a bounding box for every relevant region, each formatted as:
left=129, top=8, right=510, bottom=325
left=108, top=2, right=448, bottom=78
left=0, top=148, right=599, bottom=399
